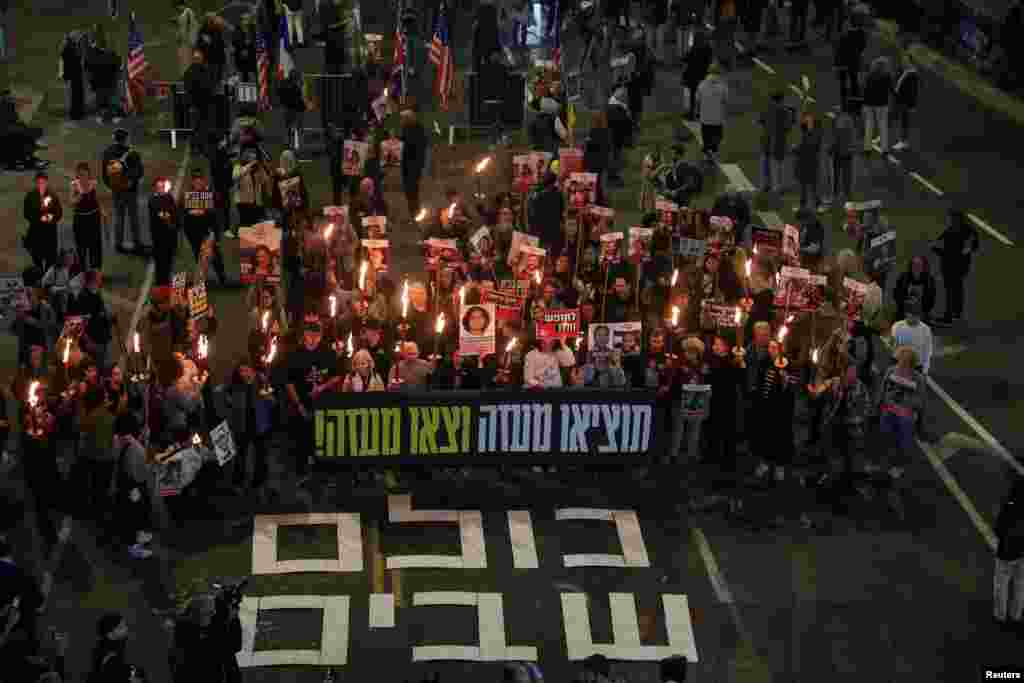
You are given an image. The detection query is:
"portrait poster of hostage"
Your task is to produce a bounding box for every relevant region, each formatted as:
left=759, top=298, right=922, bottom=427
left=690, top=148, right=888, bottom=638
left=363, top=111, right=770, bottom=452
left=459, top=303, right=496, bottom=356
left=239, top=221, right=282, bottom=283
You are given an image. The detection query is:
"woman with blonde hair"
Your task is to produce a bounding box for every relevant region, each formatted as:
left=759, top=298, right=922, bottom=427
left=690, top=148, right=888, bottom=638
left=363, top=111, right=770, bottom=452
left=876, top=344, right=926, bottom=514
left=343, top=349, right=386, bottom=392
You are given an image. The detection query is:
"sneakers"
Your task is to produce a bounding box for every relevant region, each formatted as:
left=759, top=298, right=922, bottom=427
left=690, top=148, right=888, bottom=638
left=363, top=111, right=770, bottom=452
left=129, top=543, right=153, bottom=559
left=892, top=140, right=909, bottom=151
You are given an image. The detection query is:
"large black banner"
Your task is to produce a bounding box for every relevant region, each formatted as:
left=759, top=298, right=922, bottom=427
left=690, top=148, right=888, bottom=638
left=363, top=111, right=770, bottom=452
left=313, top=390, right=664, bottom=464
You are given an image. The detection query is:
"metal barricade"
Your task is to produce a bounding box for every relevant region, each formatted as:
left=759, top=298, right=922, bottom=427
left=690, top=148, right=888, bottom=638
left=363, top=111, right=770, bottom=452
left=300, top=72, right=363, bottom=143
left=156, top=81, right=259, bottom=149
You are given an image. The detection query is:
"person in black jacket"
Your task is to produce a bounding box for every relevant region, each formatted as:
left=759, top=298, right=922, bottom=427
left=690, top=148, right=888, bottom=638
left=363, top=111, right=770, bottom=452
left=23, top=172, right=63, bottom=272
left=993, top=474, right=1024, bottom=626
left=86, top=35, right=122, bottom=125
left=61, top=32, right=85, bottom=121
left=682, top=30, right=713, bottom=119
left=102, top=128, right=147, bottom=254
left=232, top=16, right=258, bottom=82
left=149, top=177, right=181, bottom=286
left=893, top=255, right=937, bottom=323
left=931, top=208, right=979, bottom=326
left=0, top=90, right=48, bottom=170
left=584, top=110, right=612, bottom=205
left=400, top=108, right=428, bottom=224
left=68, top=270, right=113, bottom=367
left=891, top=54, right=919, bottom=151
left=528, top=171, right=566, bottom=257
left=834, top=15, right=866, bottom=106
left=862, top=56, right=893, bottom=154
left=185, top=48, right=217, bottom=160
left=210, top=133, right=234, bottom=243
left=170, top=593, right=242, bottom=683
left=196, top=13, right=228, bottom=85
left=705, top=334, right=746, bottom=498
left=181, top=168, right=228, bottom=285
left=277, top=69, right=307, bottom=149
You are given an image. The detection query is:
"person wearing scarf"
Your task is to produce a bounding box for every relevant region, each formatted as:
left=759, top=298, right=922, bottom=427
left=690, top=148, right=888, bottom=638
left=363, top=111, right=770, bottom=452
left=343, top=348, right=386, bottom=392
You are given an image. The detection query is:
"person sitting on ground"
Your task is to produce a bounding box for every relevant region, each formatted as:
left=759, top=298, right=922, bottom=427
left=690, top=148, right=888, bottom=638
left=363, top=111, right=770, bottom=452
left=0, top=91, right=48, bottom=171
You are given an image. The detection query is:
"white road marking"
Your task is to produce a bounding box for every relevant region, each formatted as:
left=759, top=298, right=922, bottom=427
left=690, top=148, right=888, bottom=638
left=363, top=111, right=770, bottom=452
left=788, top=83, right=815, bottom=102
left=934, top=431, right=995, bottom=463
left=909, top=171, right=944, bottom=196
left=386, top=495, right=489, bottom=569
left=508, top=510, right=540, bottom=569
left=556, top=508, right=650, bottom=568
left=412, top=593, right=538, bottom=662
left=251, top=513, right=364, bottom=574
left=368, top=593, right=395, bottom=628
left=968, top=212, right=1015, bottom=246
left=933, top=342, right=969, bottom=358
left=691, top=527, right=733, bottom=604
left=918, top=439, right=998, bottom=551
left=753, top=57, right=776, bottom=74
left=238, top=595, right=351, bottom=667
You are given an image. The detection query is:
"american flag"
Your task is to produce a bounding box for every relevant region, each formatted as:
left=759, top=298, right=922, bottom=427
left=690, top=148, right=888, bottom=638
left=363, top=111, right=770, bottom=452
left=551, top=0, right=561, bottom=69
left=256, top=31, right=271, bottom=112
left=390, top=16, right=405, bottom=99
left=277, top=15, right=294, bottom=80
left=125, top=12, right=148, bottom=114
left=429, top=6, right=453, bottom=110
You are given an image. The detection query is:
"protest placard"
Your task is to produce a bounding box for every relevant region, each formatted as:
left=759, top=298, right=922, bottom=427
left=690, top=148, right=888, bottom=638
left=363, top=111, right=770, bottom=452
left=782, top=223, right=800, bottom=264
left=680, top=385, right=712, bottom=418
left=558, top=148, right=584, bottom=176
left=589, top=206, right=615, bottom=239
left=459, top=303, right=496, bottom=356
left=277, top=176, right=303, bottom=210
left=513, top=154, right=535, bottom=192
left=629, top=227, right=654, bottom=263
left=865, top=230, right=897, bottom=271
left=672, top=237, right=706, bottom=259
left=183, top=190, right=213, bottom=211
left=508, top=231, right=540, bottom=267
left=567, top=172, right=598, bottom=209
left=61, top=315, right=89, bottom=340
left=362, top=239, right=390, bottom=273
left=210, top=421, right=237, bottom=467
left=843, top=277, right=869, bottom=320
left=497, top=279, right=531, bottom=299
left=588, top=321, right=642, bottom=356
left=425, top=238, right=462, bottom=271
left=239, top=221, right=283, bottom=283
left=0, top=275, right=27, bottom=330
left=188, top=281, right=209, bottom=320
left=342, top=140, right=370, bottom=176
left=535, top=308, right=580, bottom=343
left=773, top=266, right=813, bottom=310
left=362, top=215, right=387, bottom=238
left=323, top=205, right=349, bottom=223
left=380, top=139, right=403, bottom=168
left=515, top=244, right=547, bottom=281
left=752, top=226, right=783, bottom=259
left=600, top=232, right=624, bottom=265
left=700, top=301, right=739, bottom=328
left=656, top=198, right=679, bottom=231
left=484, top=289, right=524, bottom=334
left=156, top=446, right=205, bottom=497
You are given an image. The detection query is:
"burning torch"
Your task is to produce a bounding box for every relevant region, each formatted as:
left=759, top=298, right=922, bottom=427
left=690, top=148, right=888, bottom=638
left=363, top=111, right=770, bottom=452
left=433, top=312, right=446, bottom=358
left=474, top=156, right=491, bottom=200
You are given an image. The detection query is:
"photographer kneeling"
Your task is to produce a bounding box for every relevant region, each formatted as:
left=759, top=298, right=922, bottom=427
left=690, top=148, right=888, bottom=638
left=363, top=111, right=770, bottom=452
left=169, top=589, right=243, bottom=683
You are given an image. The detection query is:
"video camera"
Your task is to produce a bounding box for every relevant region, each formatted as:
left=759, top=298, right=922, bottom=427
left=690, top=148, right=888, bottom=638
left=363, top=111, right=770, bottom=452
left=211, top=576, right=250, bottom=611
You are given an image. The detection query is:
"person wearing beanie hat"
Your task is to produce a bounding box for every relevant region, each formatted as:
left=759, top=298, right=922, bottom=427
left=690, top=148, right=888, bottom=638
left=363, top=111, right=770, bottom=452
left=102, top=128, right=146, bottom=254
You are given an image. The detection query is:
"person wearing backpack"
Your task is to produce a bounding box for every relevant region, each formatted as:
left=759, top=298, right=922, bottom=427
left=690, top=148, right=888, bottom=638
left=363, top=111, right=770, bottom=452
left=994, top=474, right=1024, bottom=628
left=102, top=129, right=146, bottom=254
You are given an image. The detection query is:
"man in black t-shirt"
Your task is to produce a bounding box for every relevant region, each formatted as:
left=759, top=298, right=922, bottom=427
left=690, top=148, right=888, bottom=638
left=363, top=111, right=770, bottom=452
left=286, top=321, right=339, bottom=483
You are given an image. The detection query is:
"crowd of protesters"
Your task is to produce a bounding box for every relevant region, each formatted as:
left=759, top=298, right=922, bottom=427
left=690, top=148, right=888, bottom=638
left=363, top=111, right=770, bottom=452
left=2, top=1, right=1024, bottom=681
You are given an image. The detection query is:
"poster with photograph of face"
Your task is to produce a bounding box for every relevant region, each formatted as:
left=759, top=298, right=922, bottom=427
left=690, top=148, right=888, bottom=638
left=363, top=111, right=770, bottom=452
left=588, top=206, right=615, bottom=240
left=362, top=215, right=387, bottom=239
left=484, top=289, right=524, bottom=334
left=459, top=303, right=496, bottom=356
left=865, top=229, right=897, bottom=272
left=773, top=266, right=813, bottom=310
left=380, top=138, right=403, bottom=168
left=782, top=223, right=800, bottom=265
left=508, top=231, right=540, bottom=267
left=628, top=227, right=654, bottom=263
left=587, top=321, right=642, bottom=356
left=558, top=147, right=584, bottom=177
left=673, top=237, right=706, bottom=259
left=599, top=232, right=624, bottom=265
left=567, top=172, right=597, bottom=209
left=342, top=140, right=370, bottom=176
left=425, top=238, right=463, bottom=271
left=530, top=152, right=553, bottom=181
left=239, top=221, right=282, bottom=283
left=470, top=226, right=494, bottom=258
left=843, top=277, right=869, bottom=321
left=323, top=205, right=350, bottom=226
left=751, top=226, right=783, bottom=260
left=362, top=239, right=390, bottom=273
left=700, top=301, right=740, bottom=329
left=515, top=244, right=547, bottom=281
left=513, top=154, right=535, bottom=192
left=656, top=198, right=679, bottom=232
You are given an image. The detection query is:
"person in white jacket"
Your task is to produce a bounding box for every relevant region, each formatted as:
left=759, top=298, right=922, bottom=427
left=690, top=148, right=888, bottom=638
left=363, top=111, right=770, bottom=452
left=696, top=62, right=729, bottom=160
left=890, top=299, right=933, bottom=375
left=523, top=338, right=563, bottom=388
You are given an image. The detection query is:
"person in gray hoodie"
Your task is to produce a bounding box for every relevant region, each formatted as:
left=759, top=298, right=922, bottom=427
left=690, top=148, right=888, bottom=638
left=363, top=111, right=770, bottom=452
left=696, top=62, right=729, bottom=160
